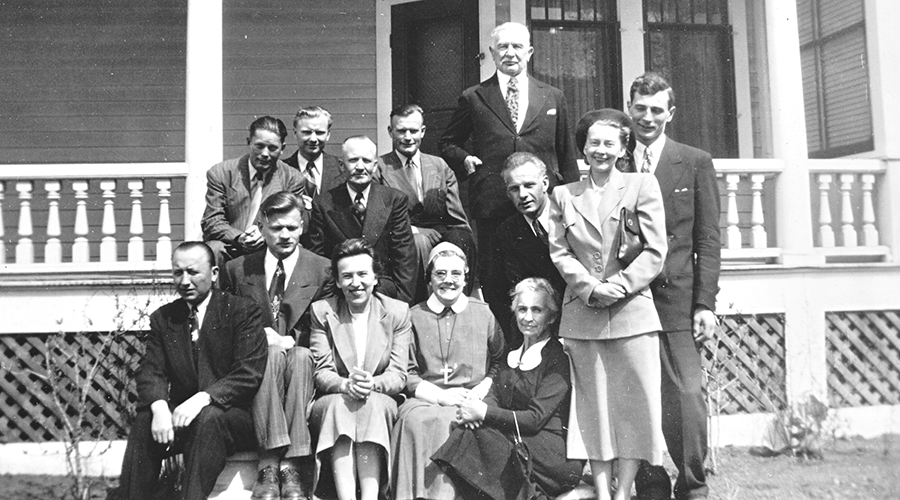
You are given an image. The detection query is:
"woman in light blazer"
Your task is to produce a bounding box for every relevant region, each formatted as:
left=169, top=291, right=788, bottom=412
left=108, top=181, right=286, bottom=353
left=309, top=238, right=411, bottom=500
left=548, top=109, right=667, bottom=500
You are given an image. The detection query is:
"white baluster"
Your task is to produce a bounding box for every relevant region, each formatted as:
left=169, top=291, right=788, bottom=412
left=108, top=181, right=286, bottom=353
left=839, top=173, right=857, bottom=247
left=72, top=181, right=90, bottom=263
left=99, top=180, right=118, bottom=263
left=15, top=181, right=34, bottom=264
left=750, top=174, right=768, bottom=249
left=156, top=180, right=172, bottom=263
left=817, top=174, right=834, bottom=248
left=127, top=180, right=145, bottom=262
left=44, top=181, right=63, bottom=264
left=860, top=174, right=879, bottom=246
left=725, top=174, right=742, bottom=249
left=0, top=182, right=5, bottom=264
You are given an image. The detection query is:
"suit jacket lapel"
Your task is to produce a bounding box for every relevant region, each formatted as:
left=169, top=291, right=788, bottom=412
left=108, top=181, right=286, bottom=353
left=519, top=78, right=547, bottom=134
left=420, top=155, right=440, bottom=195
left=362, top=296, right=390, bottom=373
left=571, top=170, right=626, bottom=237
left=381, top=153, right=418, bottom=202
left=328, top=301, right=359, bottom=370
left=655, top=140, right=688, bottom=197
left=243, top=253, right=272, bottom=323
left=281, top=250, right=321, bottom=332
left=169, top=299, right=199, bottom=387
left=475, top=74, right=517, bottom=133
left=328, top=187, right=362, bottom=238
left=362, top=185, right=388, bottom=241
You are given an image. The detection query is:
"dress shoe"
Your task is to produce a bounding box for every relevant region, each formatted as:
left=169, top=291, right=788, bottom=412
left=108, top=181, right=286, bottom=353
left=251, top=465, right=280, bottom=500
left=279, top=467, right=309, bottom=500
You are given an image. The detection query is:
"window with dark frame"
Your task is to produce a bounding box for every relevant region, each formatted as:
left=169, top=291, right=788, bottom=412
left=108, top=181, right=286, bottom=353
left=798, top=0, right=873, bottom=159
left=643, top=0, right=738, bottom=158
left=527, top=0, right=623, bottom=124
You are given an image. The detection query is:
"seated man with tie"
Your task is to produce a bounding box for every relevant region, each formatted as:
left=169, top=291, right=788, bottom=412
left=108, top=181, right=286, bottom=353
left=119, top=241, right=267, bottom=500
left=376, top=104, right=475, bottom=302
left=201, top=115, right=307, bottom=268
left=283, top=105, right=347, bottom=201
left=308, top=135, right=418, bottom=303
left=220, top=192, right=332, bottom=500
left=482, top=152, right=567, bottom=348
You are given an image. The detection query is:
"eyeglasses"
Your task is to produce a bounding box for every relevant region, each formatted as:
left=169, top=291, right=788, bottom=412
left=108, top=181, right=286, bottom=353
left=432, top=270, right=465, bottom=282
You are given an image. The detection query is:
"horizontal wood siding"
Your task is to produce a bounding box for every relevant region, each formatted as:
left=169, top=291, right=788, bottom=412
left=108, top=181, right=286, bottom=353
left=0, top=0, right=187, bottom=164
left=222, top=0, right=377, bottom=160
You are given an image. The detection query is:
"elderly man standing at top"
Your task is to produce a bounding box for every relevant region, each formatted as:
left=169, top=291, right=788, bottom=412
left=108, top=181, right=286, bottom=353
left=439, top=21, right=580, bottom=289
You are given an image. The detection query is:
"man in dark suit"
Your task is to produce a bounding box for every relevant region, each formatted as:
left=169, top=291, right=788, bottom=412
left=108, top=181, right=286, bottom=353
left=119, top=241, right=267, bottom=500
left=308, top=135, right=417, bottom=303
left=482, top=152, right=567, bottom=348
left=221, top=192, right=331, bottom=500
left=376, top=104, right=475, bottom=302
left=439, top=21, right=580, bottom=286
left=282, top=105, right=346, bottom=201
left=628, top=72, right=721, bottom=500
left=201, top=116, right=307, bottom=268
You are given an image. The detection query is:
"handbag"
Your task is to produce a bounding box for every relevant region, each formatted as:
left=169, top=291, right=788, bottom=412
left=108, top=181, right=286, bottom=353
left=511, top=412, right=538, bottom=500
left=615, top=206, right=643, bottom=267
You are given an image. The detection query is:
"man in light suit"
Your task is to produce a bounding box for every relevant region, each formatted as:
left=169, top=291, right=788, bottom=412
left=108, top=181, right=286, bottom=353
left=309, top=136, right=417, bottom=303
left=483, top=152, right=566, bottom=348
left=376, top=104, right=475, bottom=302
left=628, top=72, right=722, bottom=500
left=119, top=241, right=267, bottom=500
left=221, top=192, right=332, bottom=500
left=439, top=21, right=580, bottom=286
left=283, top=106, right=346, bottom=200
left=201, top=116, right=307, bottom=268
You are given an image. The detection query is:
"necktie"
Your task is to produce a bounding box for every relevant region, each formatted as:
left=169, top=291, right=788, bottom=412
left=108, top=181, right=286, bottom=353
left=506, top=77, right=519, bottom=127
left=247, top=170, right=265, bottom=230
left=406, top=157, right=422, bottom=202
left=268, top=259, right=285, bottom=332
left=189, top=305, right=200, bottom=368
left=533, top=219, right=549, bottom=247
left=305, top=161, right=318, bottom=197
left=641, top=148, right=652, bottom=174
left=353, top=190, right=366, bottom=224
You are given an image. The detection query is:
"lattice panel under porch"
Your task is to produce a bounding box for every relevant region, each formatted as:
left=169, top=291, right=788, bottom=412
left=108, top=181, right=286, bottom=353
left=702, top=313, right=787, bottom=415
left=826, top=310, right=900, bottom=408
left=0, top=332, right=143, bottom=443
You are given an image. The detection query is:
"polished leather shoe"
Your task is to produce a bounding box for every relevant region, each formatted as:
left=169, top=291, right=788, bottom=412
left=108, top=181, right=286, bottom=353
left=251, top=465, right=280, bottom=500
left=279, top=467, right=309, bottom=500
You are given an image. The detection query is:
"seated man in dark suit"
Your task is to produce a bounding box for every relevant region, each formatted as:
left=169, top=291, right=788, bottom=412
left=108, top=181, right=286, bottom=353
left=220, top=192, right=332, bottom=500
left=201, top=116, right=307, bottom=268
left=308, top=135, right=417, bottom=303
left=282, top=105, right=346, bottom=201
left=119, top=241, right=267, bottom=500
left=375, top=104, right=475, bottom=302
left=482, top=152, right=567, bottom=348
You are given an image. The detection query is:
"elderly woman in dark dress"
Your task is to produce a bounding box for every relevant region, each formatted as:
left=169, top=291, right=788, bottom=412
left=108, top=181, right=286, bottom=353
left=308, top=239, right=411, bottom=500
left=432, top=277, right=584, bottom=499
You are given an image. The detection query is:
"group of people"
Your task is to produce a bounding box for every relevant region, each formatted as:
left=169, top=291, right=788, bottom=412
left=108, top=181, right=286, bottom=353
left=118, top=20, right=720, bottom=500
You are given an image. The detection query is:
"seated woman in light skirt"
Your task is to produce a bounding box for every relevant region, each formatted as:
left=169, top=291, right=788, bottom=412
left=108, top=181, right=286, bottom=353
left=308, top=238, right=411, bottom=500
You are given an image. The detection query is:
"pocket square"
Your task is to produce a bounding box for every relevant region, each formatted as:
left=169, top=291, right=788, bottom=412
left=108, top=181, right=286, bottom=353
left=546, top=108, right=557, bottom=115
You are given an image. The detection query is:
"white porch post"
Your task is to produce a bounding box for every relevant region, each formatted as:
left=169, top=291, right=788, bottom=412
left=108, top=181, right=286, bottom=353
left=184, top=0, right=224, bottom=242
left=618, top=2, right=645, bottom=105
left=764, top=0, right=827, bottom=407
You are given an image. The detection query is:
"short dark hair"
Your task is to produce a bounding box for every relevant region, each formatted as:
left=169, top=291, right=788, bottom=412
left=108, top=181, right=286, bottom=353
left=174, top=241, right=215, bottom=269
left=575, top=108, right=635, bottom=172
left=501, top=152, right=547, bottom=181
left=260, top=191, right=306, bottom=222
left=390, top=104, right=424, bottom=120
left=629, top=72, right=675, bottom=109
left=249, top=115, right=288, bottom=144
left=330, top=238, right=377, bottom=279
left=293, top=106, right=333, bottom=130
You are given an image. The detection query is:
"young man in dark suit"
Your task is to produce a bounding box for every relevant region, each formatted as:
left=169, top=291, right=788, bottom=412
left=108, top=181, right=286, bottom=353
left=628, top=72, right=722, bottom=500
left=308, top=135, right=417, bottom=303
left=119, top=241, right=267, bottom=500
left=439, top=22, right=580, bottom=287
left=282, top=106, right=346, bottom=201
left=376, top=104, right=475, bottom=302
left=220, top=192, right=332, bottom=500
left=482, top=152, right=566, bottom=348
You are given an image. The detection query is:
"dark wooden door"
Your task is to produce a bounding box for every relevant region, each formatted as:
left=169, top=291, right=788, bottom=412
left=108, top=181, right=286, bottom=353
left=391, top=0, right=480, bottom=156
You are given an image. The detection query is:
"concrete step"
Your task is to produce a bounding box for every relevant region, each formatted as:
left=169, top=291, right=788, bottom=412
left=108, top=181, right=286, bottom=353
left=209, top=451, right=258, bottom=500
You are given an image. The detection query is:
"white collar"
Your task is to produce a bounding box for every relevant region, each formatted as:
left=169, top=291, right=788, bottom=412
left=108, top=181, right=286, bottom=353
left=523, top=201, right=550, bottom=235
left=634, top=134, right=667, bottom=172
left=299, top=152, right=323, bottom=170
left=497, top=70, right=527, bottom=90
left=507, top=337, right=550, bottom=371
left=346, top=183, right=371, bottom=204
left=186, top=291, right=212, bottom=329
left=395, top=150, right=421, bottom=167
left=426, top=293, right=469, bottom=314
left=265, top=247, right=300, bottom=286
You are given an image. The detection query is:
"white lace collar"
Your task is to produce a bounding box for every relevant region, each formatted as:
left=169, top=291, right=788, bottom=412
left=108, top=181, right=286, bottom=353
left=507, top=337, right=550, bottom=371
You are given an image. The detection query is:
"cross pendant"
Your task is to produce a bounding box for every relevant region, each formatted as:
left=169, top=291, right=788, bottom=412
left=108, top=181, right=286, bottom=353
left=440, top=363, right=454, bottom=385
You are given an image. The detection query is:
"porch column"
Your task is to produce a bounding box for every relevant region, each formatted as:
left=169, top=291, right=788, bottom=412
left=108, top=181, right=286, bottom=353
left=183, top=0, right=224, bottom=241
left=618, top=0, right=645, bottom=103
left=764, top=0, right=826, bottom=408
